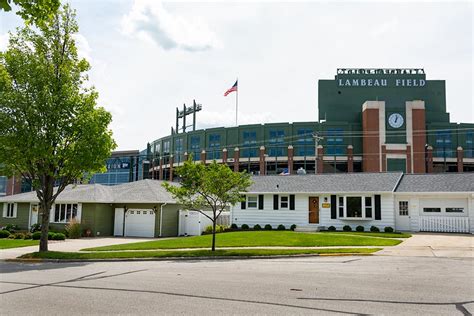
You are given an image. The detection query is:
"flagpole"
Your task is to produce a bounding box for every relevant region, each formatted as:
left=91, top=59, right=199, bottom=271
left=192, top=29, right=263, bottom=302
left=235, top=78, right=238, bottom=126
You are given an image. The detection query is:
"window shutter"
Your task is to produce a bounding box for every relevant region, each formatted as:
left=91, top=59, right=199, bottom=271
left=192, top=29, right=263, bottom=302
left=331, top=195, right=337, bottom=219
left=289, top=195, right=295, bottom=210
left=273, top=195, right=279, bottom=210
left=241, top=195, right=246, bottom=210
left=374, top=195, right=381, bottom=220
left=2, top=203, right=6, bottom=218
left=258, top=195, right=264, bottom=210
left=13, top=203, right=17, bottom=218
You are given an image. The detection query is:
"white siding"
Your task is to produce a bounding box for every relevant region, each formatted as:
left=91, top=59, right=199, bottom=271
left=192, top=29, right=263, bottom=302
left=470, top=195, right=474, bottom=234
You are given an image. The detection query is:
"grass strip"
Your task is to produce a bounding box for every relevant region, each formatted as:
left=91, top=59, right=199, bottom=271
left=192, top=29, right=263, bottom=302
left=84, top=231, right=401, bottom=251
left=19, top=248, right=382, bottom=260
left=0, top=239, right=39, bottom=249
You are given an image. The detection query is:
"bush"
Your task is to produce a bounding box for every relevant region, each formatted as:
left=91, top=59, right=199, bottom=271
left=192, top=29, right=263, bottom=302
left=264, top=224, right=272, bottom=230
left=52, top=233, right=66, bottom=240
left=11, top=233, right=25, bottom=239
left=384, top=226, right=394, bottom=233
left=327, top=226, right=336, bottom=231
left=241, top=224, right=249, bottom=230
left=230, top=223, right=238, bottom=229
left=370, top=226, right=380, bottom=232
left=343, top=225, right=352, bottom=232
left=65, top=219, right=81, bottom=239
left=0, top=230, right=11, bottom=238
left=277, top=224, right=286, bottom=231
left=204, top=225, right=213, bottom=233
left=23, top=232, right=32, bottom=240
left=356, top=225, right=364, bottom=232
left=48, top=232, right=55, bottom=240
left=290, top=224, right=297, bottom=231
left=30, top=223, right=41, bottom=233
left=253, top=224, right=262, bottom=230
left=3, top=224, right=20, bottom=233
left=32, top=232, right=41, bottom=240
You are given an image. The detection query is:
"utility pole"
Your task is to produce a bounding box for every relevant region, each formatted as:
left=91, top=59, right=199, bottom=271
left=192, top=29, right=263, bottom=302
left=312, top=133, right=324, bottom=173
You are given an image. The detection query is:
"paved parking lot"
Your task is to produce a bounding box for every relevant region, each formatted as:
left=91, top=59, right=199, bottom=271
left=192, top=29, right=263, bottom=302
left=1, top=255, right=473, bottom=315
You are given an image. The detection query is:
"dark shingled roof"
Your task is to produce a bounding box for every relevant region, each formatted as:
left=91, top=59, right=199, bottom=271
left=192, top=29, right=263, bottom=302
left=395, top=173, right=474, bottom=193
left=246, top=172, right=403, bottom=193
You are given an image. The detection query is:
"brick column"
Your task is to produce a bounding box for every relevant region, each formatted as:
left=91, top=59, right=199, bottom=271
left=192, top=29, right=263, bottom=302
left=287, top=145, right=294, bottom=174
left=222, top=148, right=228, bottom=164
left=316, top=145, right=324, bottom=174
left=169, top=155, right=174, bottom=181
left=406, top=145, right=412, bottom=173
left=259, top=146, right=266, bottom=175
left=159, top=157, right=163, bottom=180
left=381, top=145, right=387, bottom=172
left=362, top=103, right=381, bottom=172
left=457, top=146, right=464, bottom=172
left=233, top=147, right=240, bottom=172
left=183, top=152, right=188, bottom=161
left=347, top=145, right=353, bottom=173
left=411, top=106, right=427, bottom=173
left=201, top=150, right=206, bottom=164
left=426, top=146, right=433, bottom=173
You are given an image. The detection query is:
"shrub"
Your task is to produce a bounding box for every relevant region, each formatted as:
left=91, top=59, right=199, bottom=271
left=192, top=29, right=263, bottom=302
left=370, top=226, right=380, bottom=232
left=253, top=224, right=262, bottom=230
left=241, top=224, right=249, bottom=230
left=204, top=225, right=213, bottom=233
left=356, top=225, right=364, bottom=232
left=277, top=224, right=286, bottom=230
left=30, top=223, right=41, bottom=233
left=12, top=233, right=24, bottom=239
left=264, top=224, right=272, bottom=230
left=52, top=233, right=66, bottom=240
left=384, top=226, right=394, bottom=233
left=230, top=223, right=238, bottom=229
left=65, top=219, right=81, bottom=239
left=3, top=224, right=20, bottom=233
left=0, top=230, right=11, bottom=238
left=343, top=225, right=352, bottom=232
left=23, top=232, right=32, bottom=240
left=327, top=226, right=336, bottom=231
left=290, top=224, right=297, bottom=231
left=32, top=232, right=41, bottom=240
left=48, top=232, right=55, bottom=240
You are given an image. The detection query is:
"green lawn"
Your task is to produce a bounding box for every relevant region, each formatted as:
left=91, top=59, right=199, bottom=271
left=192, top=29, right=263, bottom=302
left=322, top=231, right=412, bottom=238
left=20, top=248, right=381, bottom=260
left=0, top=239, right=39, bottom=249
left=84, top=231, right=402, bottom=251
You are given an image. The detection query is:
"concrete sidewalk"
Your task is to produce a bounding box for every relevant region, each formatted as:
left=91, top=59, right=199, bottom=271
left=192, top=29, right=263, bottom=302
left=0, top=237, right=153, bottom=260
left=377, top=233, right=473, bottom=258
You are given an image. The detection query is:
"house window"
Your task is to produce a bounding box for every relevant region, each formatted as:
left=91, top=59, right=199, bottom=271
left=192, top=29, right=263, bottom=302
left=247, top=196, right=258, bottom=208
left=365, top=197, right=373, bottom=218
left=280, top=196, right=289, bottom=209
left=423, top=207, right=441, bottom=213
left=399, top=201, right=408, bottom=216
left=346, top=197, right=362, bottom=218
left=53, top=204, right=78, bottom=223
left=4, top=203, right=16, bottom=218
left=446, top=208, right=464, bottom=213
left=338, top=197, right=344, bottom=217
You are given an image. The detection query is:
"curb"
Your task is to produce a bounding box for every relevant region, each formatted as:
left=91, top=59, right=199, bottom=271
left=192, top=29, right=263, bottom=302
left=4, top=253, right=373, bottom=263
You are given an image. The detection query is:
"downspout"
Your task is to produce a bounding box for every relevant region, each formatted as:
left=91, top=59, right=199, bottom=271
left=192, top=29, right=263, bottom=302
left=160, top=203, right=168, bottom=237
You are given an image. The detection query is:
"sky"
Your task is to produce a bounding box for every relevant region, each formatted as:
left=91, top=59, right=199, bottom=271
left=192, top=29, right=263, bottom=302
left=1, top=0, right=473, bottom=151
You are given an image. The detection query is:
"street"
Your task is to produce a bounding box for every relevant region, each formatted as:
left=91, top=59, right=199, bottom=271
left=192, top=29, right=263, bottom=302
left=1, top=255, right=473, bottom=315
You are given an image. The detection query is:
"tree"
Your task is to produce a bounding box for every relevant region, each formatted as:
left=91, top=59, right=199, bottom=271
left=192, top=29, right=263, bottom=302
left=163, top=159, right=252, bottom=251
left=0, top=4, right=116, bottom=252
left=0, top=0, right=60, bottom=26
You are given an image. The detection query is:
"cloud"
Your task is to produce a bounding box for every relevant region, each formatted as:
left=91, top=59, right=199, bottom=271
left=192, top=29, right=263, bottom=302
left=0, top=33, right=9, bottom=51
left=121, top=0, right=219, bottom=52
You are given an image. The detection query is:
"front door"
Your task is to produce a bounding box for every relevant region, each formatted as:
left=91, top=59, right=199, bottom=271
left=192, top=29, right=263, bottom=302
left=309, top=197, right=319, bottom=224
left=395, top=200, right=411, bottom=231
left=30, top=204, right=39, bottom=226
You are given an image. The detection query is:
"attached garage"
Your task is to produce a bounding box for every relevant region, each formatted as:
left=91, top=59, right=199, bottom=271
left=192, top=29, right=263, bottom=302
left=114, top=208, right=156, bottom=237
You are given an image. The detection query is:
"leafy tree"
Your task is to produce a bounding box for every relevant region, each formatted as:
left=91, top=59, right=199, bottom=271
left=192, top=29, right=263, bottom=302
left=0, top=4, right=116, bottom=252
left=0, top=0, right=60, bottom=26
left=163, top=159, right=252, bottom=251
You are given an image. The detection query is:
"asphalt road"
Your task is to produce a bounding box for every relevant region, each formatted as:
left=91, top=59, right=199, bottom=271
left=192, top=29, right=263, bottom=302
left=0, top=256, right=473, bottom=315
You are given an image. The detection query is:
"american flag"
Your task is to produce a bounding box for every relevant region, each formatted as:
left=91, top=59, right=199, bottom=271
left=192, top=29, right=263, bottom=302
left=224, top=80, right=238, bottom=96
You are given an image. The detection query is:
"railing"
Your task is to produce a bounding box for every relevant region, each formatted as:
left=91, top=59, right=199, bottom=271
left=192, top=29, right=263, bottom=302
left=419, top=216, right=470, bottom=233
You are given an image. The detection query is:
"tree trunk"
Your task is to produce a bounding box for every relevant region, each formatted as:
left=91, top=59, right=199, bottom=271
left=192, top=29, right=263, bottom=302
left=39, top=200, right=50, bottom=252
left=211, top=219, right=216, bottom=252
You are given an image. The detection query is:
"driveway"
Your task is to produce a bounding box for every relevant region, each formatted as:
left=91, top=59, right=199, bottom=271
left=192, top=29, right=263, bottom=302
left=0, top=237, right=153, bottom=260
left=377, top=233, right=474, bottom=258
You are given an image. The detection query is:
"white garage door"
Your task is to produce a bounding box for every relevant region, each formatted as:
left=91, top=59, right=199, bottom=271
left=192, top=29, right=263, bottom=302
left=124, top=209, right=155, bottom=238
left=418, top=198, right=469, bottom=233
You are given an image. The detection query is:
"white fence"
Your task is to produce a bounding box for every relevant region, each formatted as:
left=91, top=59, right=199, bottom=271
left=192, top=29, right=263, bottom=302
left=419, top=216, right=470, bottom=233
left=178, top=210, right=230, bottom=236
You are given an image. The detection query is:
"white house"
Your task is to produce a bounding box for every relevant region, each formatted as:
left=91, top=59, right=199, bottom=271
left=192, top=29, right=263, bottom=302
left=231, top=173, right=474, bottom=233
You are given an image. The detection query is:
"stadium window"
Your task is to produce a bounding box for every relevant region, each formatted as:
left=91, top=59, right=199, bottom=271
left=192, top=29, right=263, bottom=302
left=175, top=138, right=183, bottom=163
left=190, top=136, right=201, bottom=161
left=242, top=131, right=257, bottom=158
left=434, top=130, right=453, bottom=158
left=296, top=128, right=314, bottom=156
left=326, top=128, right=344, bottom=155
left=208, top=134, right=221, bottom=160
left=268, top=130, right=285, bottom=157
